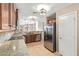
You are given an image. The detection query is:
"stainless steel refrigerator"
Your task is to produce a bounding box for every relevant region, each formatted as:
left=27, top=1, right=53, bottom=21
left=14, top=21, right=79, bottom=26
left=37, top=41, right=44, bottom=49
left=44, top=23, right=56, bottom=52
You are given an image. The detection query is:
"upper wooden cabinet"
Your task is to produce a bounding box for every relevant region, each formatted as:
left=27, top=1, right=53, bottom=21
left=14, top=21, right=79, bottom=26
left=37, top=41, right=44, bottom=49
left=0, top=3, right=17, bottom=30
left=1, top=3, right=9, bottom=29
left=47, top=17, right=56, bottom=24
left=9, top=3, right=16, bottom=29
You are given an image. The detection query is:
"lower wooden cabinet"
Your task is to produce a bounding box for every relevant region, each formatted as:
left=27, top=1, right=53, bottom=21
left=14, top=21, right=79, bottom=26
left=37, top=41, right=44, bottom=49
left=23, top=34, right=41, bottom=43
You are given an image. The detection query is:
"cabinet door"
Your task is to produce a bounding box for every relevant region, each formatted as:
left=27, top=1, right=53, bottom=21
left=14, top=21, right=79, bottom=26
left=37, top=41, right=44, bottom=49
left=2, top=3, right=10, bottom=29
left=10, top=3, right=16, bottom=30
left=0, top=4, right=2, bottom=29
left=47, top=17, right=56, bottom=24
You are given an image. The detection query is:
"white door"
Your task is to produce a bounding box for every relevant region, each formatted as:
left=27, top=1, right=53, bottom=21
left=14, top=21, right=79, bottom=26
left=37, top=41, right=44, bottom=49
left=58, top=12, right=77, bottom=56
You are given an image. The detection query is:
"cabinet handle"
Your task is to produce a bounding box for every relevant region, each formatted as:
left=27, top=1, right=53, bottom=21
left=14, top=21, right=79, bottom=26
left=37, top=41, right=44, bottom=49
left=8, top=25, right=12, bottom=27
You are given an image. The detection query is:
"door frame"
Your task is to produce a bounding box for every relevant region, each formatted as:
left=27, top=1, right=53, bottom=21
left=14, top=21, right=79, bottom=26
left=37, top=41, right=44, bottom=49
left=57, top=11, right=77, bottom=55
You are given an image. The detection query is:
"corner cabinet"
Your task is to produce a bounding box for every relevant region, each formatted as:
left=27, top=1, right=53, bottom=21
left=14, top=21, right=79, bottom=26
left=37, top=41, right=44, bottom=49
left=0, top=3, right=17, bottom=30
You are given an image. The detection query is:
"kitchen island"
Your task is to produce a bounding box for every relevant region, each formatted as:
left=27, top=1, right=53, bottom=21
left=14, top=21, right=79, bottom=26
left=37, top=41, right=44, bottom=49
left=23, top=31, right=42, bottom=43
left=0, top=39, right=29, bottom=56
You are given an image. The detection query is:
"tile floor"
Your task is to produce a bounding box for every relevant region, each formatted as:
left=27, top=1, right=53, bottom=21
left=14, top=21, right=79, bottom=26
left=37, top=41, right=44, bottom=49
left=26, top=41, right=60, bottom=56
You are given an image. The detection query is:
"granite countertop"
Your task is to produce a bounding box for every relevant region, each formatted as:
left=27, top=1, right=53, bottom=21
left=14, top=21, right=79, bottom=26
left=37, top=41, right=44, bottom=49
left=0, top=29, right=15, bottom=33
left=0, top=39, right=29, bottom=56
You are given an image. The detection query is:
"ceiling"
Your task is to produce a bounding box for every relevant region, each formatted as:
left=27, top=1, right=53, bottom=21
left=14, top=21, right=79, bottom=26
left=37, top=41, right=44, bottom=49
left=16, top=3, right=71, bottom=19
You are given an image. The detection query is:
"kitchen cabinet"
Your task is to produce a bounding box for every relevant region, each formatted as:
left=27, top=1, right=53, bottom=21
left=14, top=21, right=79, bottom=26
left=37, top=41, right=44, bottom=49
left=0, top=3, right=17, bottom=30
left=47, top=17, right=56, bottom=24
left=1, top=3, right=9, bottom=29
left=23, top=34, right=41, bottom=43
left=24, top=34, right=36, bottom=43
left=10, top=3, right=16, bottom=29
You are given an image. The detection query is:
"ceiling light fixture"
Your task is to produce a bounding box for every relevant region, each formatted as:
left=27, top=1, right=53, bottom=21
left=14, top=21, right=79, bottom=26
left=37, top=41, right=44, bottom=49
left=33, top=4, right=50, bottom=16
left=37, top=4, right=50, bottom=12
